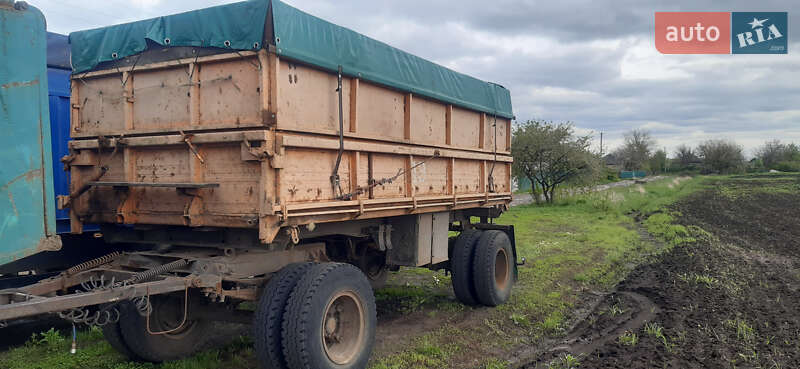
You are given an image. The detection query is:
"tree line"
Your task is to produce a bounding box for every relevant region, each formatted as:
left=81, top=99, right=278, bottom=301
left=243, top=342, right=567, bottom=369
left=512, top=120, right=799, bottom=203
left=610, top=129, right=800, bottom=174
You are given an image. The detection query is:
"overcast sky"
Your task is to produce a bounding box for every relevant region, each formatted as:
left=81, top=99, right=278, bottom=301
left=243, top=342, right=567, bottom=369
left=37, top=0, right=799, bottom=156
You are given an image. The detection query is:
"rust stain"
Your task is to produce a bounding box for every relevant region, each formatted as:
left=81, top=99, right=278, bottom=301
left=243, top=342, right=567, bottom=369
left=7, top=191, right=17, bottom=218
left=0, top=79, right=39, bottom=89
left=0, top=168, right=42, bottom=192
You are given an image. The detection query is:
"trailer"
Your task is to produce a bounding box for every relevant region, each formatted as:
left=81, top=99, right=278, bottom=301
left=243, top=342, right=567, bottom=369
left=0, top=1, right=518, bottom=368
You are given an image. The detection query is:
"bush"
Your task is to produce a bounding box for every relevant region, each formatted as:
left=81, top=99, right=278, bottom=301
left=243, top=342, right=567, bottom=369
left=773, top=161, right=800, bottom=172
left=697, top=139, right=745, bottom=174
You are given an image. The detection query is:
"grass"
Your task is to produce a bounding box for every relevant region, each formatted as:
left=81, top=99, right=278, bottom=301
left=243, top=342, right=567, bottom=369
left=546, top=353, right=581, bottom=369
left=0, top=176, right=709, bottom=369
left=0, top=326, right=256, bottom=369
left=643, top=322, right=674, bottom=352
left=726, top=318, right=755, bottom=343
left=619, top=331, right=639, bottom=346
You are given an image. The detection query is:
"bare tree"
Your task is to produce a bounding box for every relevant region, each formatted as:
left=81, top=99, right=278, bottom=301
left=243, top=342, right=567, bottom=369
left=754, top=140, right=800, bottom=169
left=674, top=144, right=698, bottom=169
left=755, top=140, right=786, bottom=169
left=615, top=129, right=656, bottom=171
left=512, top=120, right=597, bottom=203
left=697, top=139, right=744, bottom=174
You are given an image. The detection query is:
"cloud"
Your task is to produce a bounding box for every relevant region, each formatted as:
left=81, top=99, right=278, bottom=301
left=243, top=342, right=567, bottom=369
left=34, top=0, right=800, bottom=154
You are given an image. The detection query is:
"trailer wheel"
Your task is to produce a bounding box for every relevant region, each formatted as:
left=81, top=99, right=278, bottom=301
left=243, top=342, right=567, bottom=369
left=254, top=262, right=315, bottom=369
left=451, top=229, right=483, bottom=305
left=282, top=263, right=376, bottom=369
left=101, top=317, right=141, bottom=360
left=118, top=293, right=211, bottom=362
left=472, top=230, right=514, bottom=307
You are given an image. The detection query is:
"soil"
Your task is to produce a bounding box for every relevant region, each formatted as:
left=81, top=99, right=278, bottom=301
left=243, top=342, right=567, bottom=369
left=524, top=174, right=800, bottom=368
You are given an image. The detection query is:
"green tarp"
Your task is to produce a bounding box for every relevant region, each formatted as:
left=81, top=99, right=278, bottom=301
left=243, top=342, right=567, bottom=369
left=69, top=0, right=513, bottom=119
left=69, top=1, right=268, bottom=73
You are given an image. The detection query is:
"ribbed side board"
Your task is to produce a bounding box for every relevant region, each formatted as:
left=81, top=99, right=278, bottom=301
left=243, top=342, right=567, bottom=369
left=67, top=50, right=512, bottom=243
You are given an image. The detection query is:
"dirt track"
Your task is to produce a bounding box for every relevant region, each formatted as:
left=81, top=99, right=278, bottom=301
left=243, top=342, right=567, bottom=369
left=526, top=174, right=800, bottom=368
left=511, top=176, right=666, bottom=207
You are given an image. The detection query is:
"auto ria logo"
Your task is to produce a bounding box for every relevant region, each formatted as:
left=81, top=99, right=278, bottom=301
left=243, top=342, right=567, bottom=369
left=655, top=12, right=788, bottom=54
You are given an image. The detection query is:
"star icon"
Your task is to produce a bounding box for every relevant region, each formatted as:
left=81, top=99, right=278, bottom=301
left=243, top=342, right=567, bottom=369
left=748, top=17, right=768, bottom=29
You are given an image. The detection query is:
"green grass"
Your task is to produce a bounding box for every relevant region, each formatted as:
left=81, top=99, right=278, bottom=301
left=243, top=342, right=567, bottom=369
left=618, top=331, right=639, bottom=346
left=370, top=328, right=462, bottom=369
left=546, top=353, right=581, bottom=369
left=0, top=326, right=255, bottom=369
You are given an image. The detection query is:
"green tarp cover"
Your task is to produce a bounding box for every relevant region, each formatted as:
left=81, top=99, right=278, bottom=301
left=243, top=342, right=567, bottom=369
left=69, top=0, right=513, bottom=118
left=69, top=1, right=268, bottom=73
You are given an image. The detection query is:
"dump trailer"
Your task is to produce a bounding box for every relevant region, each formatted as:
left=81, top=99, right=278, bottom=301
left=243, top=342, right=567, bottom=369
left=0, top=1, right=518, bottom=368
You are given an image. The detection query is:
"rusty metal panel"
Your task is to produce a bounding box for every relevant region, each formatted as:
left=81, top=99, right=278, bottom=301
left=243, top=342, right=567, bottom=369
left=450, top=106, right=481, bottom=149
left=410, top=96, right=446, bottom=146
left=71, top=52, right=266, bottom=138
left=277, top=61, right=351, bottom=134
left=0, top=2, right=61, bottom=264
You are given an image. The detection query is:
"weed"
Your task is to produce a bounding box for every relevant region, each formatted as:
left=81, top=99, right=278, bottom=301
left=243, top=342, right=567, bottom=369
left=510, top=312, right=531, bottom=328
left=483, top=357, right=509, bottom=369
left=678, top=273, right=719, bottom=288
left=608, top=303, right=625, bottom=317
left=547, top=353, right=581, bottom=369
left=726, top=319, right=755, bottom=343
left=540, top=311, right=565, bottom=336
left=644, top=322, right=674, bottom=352
left=644, top=322, right=663, bottom=337
left=619, top=331, right=639, bottom=346
left=28, top=328, right=66, bottom=352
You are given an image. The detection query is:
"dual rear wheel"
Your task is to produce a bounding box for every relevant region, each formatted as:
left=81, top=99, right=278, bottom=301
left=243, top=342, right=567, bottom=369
left=254, top=262, right=376, bottom=369
left=451, top=229, right=515, bottom=306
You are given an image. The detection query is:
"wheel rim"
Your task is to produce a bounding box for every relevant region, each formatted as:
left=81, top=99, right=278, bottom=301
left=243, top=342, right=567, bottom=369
left=321, top=290, right=366, bottom=365
left=494, top=248, right=510, bottom=291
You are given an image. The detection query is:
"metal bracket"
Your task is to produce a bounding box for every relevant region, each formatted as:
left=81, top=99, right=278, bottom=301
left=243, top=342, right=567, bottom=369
left=242, top=137, right=272, bottom=161
left=177, top=188, right=205, bottom=227
left=179, top=130, right=205, bottom=164
left=374, top=224, right=393, bottom=251
left=286, top=226, right=300, bottom=245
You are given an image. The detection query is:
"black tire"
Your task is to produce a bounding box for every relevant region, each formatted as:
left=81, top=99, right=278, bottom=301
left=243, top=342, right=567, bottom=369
left=450, top=229, right=483, bottom=305
left=472, top=230, right=514, bottom=307
left=118, top=293, right=211, bottom=362
left=254, top=262, right=315, bottom=369
left=282, top=263, right=376, bottom=369
left=101, top=317, right=141, bottom=360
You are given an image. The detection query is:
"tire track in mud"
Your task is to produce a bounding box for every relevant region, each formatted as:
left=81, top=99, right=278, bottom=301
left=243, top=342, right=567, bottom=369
left=517, top=291, right=660, bottom=368
left=509, top=217, right=669, bottom=368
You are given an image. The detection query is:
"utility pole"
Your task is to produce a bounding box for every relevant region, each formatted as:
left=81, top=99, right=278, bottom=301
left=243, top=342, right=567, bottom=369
left=600, top=132, right=604, bottom=156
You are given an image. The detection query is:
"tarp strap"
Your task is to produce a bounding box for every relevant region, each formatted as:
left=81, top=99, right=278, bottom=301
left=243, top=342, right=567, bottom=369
left=331, top=65, right=345, bottom=199
left=488, top=113, right=498, bottom=193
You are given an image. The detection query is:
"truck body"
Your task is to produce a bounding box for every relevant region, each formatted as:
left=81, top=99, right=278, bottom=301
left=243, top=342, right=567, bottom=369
left=0, top=0, right=61, bottom=264
left=64, top=0, right=514, bottom=253
left=0, top=1, right=519, bottom=367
